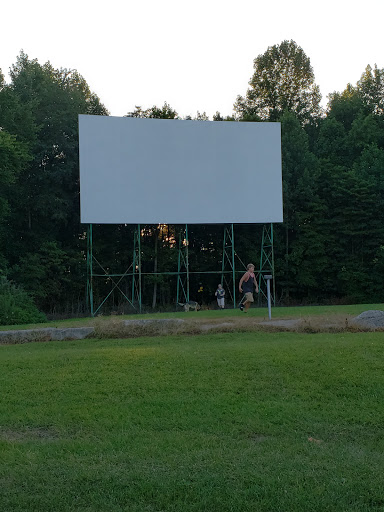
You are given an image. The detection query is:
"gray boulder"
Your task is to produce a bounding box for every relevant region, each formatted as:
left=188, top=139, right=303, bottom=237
left=351, top=310, right=384, bottom=329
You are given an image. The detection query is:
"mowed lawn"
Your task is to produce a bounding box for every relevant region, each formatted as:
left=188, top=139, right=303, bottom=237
left=1, top=331, right=384, bottom=511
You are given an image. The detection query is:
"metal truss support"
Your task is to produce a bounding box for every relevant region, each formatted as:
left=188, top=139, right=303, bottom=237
left=86, top=224, right=94, bottom=317
left=221, top=224, right=236, bottom=308
left=258, top=223, right=275, bottom=306
left=176, top=225, right=189, bottom=305
left=131, top=224, right=142, bottom=313
left=86, top=224, right=137, bottom=317
left=85, top=223, right=276, bottom=315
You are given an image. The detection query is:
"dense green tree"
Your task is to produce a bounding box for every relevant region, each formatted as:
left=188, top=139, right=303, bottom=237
left=349, top=113, right=384, bottom=157
left=275, top=112, right=326, bottom=300
left=315, top=117, right=350, bottom=166
left=0, top=130, right=31, bottom=272
left=0, top=130, right=30, bottom=199
left=327, top=85, right=365, bottom=130
left=0, top=52, right=108, bottom=312
left=194, top=111, right=209, bottom=121
left=4, top=54, right=107, bottom=257
left=235, top=40, right=322, bottom=123
left=127, top=102, right=178, bottom=119
left=312, top=67, right=384, bottom=302
left=325, top=169, right=383, bottom=301
left=10, top=241, right=72, bottom=310
left=356, top=64, right=384, bottom=116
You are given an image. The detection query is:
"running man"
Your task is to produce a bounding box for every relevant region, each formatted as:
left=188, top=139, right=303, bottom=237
left=239, top=263, right=259, bottom=312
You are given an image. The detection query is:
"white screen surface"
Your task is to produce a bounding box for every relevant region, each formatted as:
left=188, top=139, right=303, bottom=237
left=79, top=115, right=283, bottom=224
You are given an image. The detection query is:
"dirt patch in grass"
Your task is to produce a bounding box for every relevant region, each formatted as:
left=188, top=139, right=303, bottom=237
left=0, top=426, right=60, bottom=442
left=247, top=433, right=270, bottom=443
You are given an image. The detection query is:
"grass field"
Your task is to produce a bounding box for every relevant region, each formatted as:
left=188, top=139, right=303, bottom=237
left=1, top=328, right=384, bottom=511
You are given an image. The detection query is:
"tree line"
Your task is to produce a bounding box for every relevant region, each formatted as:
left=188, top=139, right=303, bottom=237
left=1, top=41, right=384, bottom=320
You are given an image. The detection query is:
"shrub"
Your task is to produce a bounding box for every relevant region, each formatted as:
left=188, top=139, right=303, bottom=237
left=0, top=277, right=46, bottom=326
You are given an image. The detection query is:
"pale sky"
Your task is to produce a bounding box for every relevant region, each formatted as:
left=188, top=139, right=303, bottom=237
left=2, top=0, right=383, bottom=119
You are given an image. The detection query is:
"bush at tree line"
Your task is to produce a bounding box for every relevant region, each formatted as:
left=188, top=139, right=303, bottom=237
left=0, top=277, right=46, bottom=326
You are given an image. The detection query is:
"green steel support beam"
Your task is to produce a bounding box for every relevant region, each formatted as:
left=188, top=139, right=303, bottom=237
left=231, top=223, right=236, bottom=308
left=186, top=225, right=189, bottom=301
left=221, top=224, right=236, bottom=308
left=176, top=234, right=181, bottom=304
left=258, top=223, right=275, bottom=306
left=176, top=225, right=189, bottom=305
left=132, top=224, right=142, bottom=313
left=86, top=224, right=94, bottom=316
left=138, top=224, right=142, bottom=312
